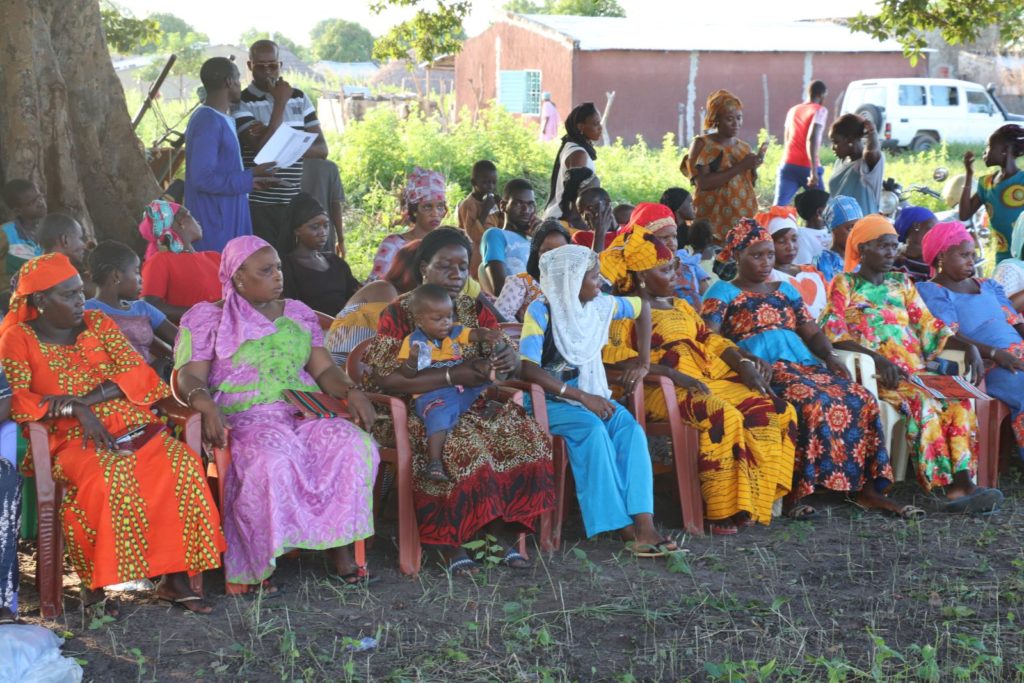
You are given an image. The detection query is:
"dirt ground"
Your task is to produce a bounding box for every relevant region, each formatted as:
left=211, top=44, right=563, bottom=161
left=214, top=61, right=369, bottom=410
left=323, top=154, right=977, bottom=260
left=11, top=473, right=1024, bottom=682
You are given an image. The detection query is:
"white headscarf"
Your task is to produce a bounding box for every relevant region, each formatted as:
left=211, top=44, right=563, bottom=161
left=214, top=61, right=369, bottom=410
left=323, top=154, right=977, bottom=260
left=539, top=245, right=616, bottom=401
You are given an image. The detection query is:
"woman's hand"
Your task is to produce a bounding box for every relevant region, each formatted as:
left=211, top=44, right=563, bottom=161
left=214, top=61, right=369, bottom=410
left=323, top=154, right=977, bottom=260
left=824, top=353, right=851, bottom=379
left=749, top=355, right=774, bottom=383
left=490, top=343, right=519, bottom=376
left=738, top=361, right=775, bottom=396
left=874, top=356, right=905, bottom=390
left=72, top=404, right=116, bottom=451
left=578, top=392, right=616, bottom=421
left=965, top=346, right=985, bottom=386
left=345, top=389, right=377, bottom=431
left=618, top=359, right=650, bottom=393
left=992, top=347, right=1024, bottom=373
left=671, top=371, right=710, bottom=395
left=198, top=404, right=228, bottom=448
left=963, top=150, right=975, bottom=175
left=450, top=359, right=493, bottom=387
left=41, top=395, right=82, bottom=420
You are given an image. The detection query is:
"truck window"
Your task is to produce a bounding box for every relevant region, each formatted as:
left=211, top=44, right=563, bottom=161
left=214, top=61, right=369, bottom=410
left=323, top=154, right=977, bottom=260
left=929, top=85, right=959, bottom=107
left=966, top=90, right=993, bottom=114
left=898, top=85, right=926, bottom=106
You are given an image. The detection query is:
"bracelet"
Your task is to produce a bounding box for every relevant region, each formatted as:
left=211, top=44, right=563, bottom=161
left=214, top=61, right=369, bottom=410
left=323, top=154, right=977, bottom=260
left=186, top=386, right=210, bottom=407
left=739, top=358, right=755, bottom=366
left=558, top=383, right=568, bottom=397
left=60, top=403, right=75, bottom=417
left=445, top=368, right=453, bottom=386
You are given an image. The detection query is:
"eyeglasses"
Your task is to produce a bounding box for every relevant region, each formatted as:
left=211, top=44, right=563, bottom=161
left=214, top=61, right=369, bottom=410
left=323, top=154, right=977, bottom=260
left=251, top=61, right=280, bottom=70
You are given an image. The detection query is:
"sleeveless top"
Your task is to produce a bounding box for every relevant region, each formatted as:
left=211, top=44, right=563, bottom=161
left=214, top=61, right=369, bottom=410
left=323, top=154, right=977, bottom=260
left=544, top=142, right=596, bottom=219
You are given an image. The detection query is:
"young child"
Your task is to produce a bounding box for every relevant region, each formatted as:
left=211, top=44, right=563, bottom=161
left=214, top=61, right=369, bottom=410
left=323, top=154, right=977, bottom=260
left=0, top=179, right=46, bottom=300
left=457, top=160, right=502, bottom=278
left=683, top=218, right=718, bottom=287
left=613, top=204, right=634, bottom=228
left=961, top=124, right=1024, bottom=263
left=85, top=241, right=178, bottom=367
left=397, top=284, right=501, bottom=482
left=792, top=188, right=832, bottom=267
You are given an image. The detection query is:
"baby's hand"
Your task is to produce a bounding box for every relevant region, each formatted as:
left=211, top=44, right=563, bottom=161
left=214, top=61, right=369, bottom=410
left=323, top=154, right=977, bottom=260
left=470, top=328, right=502, bottom=344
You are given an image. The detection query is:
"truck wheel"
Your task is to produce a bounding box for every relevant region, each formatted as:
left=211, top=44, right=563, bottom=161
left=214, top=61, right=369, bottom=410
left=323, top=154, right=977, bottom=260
left=910, top=133, right=939, bottom=152
left=855, top=104, right=883, bottom=130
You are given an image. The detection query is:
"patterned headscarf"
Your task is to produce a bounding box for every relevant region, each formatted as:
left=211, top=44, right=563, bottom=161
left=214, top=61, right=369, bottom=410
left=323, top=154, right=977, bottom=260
left=139, top=200, right=186, bottom=259
left=539, top=245, right=616, bottom=401
left=405, top=167, right=446, bottom=207
left=921, top=221, right=973, bottom=276
left=718, top=218, right=771, bottom=264
left=626, top=202, right=677, bottom=236
left=822, top=195, right=863, bottom=231
left=755, top=206, right=799, bottom=236
left=703, top=89, right=743, bottom=133
left=214, top=235, right=278, bottom=358
left=0, top=253, right=80, bottom=338
left=600, top=223, right=674, bottom=292
left=893, top=206, right=937, bottom=242
left=844, top=215, right=896, bottom=273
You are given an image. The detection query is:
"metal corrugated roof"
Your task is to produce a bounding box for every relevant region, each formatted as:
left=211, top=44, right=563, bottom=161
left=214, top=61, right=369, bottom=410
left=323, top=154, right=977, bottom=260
left=512, top=13, right=918, bottom=54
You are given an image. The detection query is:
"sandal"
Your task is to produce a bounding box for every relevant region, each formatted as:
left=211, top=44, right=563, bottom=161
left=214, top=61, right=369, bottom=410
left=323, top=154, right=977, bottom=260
left=328, top=566, right=379, bottom=586
left=426, top=459, right=450, bottom=483
left=157, top=593, right=214, bottom=614
left=447, top=557, right=480, bottom=577
left=785, top=503, right=817, bottom=520
left=626, top=539, right=686, bottom=558
left=502, top=548, right=531, bottom=569
left=942, top=487, right=1004, bottom=515
left=705, top=521, right=738, bottom=536
left=847, top=496, right=926, bottom=520
left=0, top=608, right=21, bottom=625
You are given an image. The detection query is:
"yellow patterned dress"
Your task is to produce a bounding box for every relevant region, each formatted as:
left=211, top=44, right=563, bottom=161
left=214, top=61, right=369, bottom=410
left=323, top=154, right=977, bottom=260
left=821, top=273, right=977, bottom=489
left=604, top=299, right=796, bottom=524
left=685, top=136, right=759, bottom=241
left=0, top=311, right=224, bottom=589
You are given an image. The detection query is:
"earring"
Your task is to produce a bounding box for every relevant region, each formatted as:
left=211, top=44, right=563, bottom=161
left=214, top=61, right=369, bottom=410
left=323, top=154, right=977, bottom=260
left=639, top=280, right=646, bottom=289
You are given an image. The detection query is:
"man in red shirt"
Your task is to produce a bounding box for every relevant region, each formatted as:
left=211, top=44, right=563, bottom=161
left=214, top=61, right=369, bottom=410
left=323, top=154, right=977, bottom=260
left=774, top=80, right=828, bottom=206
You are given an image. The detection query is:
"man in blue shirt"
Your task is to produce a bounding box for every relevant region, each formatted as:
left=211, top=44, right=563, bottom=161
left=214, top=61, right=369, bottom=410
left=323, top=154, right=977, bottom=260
left=184, top=57, right=277, bottom=252
left=481, top=178, right=537, bottom=296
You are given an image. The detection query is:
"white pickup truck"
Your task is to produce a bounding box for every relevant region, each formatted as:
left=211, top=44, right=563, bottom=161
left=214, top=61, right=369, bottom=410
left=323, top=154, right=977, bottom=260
left=840, top=78, right=1024, bottom=151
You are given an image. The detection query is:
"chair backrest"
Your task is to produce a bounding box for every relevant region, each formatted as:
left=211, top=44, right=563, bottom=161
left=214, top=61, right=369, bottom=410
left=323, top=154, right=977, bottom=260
left=347, top=338, right=374, bottom=386
left=169, top=367, right=186, bottom=405
left=499, top=321, right=522, bottom=342
left=314, top=310, right=335, bottom=332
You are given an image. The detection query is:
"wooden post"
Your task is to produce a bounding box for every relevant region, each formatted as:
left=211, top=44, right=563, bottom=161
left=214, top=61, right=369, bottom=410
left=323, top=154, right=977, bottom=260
left=762, top=74, right=770, bottom=135
left=601, top=90, right=616, bottom=146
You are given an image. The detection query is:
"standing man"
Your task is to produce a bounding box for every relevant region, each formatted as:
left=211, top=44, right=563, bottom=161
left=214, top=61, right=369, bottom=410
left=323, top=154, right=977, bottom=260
left=539, top=92, right=560, bottom=142
left=774, top=80, right=828, bottom=206
left=185, top=57, right=276, bottom=252
left=481, top=178, right=538, bottom=296
left=236, top=40, right=329, bottom=250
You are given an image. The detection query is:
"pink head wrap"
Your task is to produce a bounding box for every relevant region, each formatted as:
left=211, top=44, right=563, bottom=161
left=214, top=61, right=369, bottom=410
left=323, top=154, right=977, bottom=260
left=921, top=221, right=973, bottom=276
left=138, top=200, right=185, bottom=259
left=405, top=166, right=446, bottom=207
left=215, top=235, right=278, bottom=357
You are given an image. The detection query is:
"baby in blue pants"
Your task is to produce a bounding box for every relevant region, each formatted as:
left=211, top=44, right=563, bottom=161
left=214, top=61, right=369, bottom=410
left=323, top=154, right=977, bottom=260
left=398, top=284, right=501, bottom=481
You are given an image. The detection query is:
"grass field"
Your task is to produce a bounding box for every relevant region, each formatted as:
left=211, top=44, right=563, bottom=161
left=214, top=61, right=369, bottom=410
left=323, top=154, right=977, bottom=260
left=13, top=472, right=1024, bottom=682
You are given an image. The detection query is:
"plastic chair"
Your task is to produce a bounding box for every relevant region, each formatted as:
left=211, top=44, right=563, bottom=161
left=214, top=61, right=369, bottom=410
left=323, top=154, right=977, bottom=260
left=1, top=421, right=19, bottom=613
left=28, top=397, right=201, bottom=618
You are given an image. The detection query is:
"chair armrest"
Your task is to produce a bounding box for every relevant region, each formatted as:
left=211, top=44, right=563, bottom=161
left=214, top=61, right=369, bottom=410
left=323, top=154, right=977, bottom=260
left=833, top=349, right=880, bottom=397
left=604, top=367, right=645, bottom=422
left=496, top=379, right=550, bottom=432
left=484, top=384, right=524, bottom=406
left=154, top=397, right=203, bottom=454
left=27, top=421, right=56, bottom=499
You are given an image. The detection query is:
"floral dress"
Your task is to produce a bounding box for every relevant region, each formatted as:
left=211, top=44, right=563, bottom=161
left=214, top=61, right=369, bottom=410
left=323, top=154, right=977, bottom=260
left=685, top=136, right=758, bottom=241
left=821, top=273, right=976, bottom=490
left=703, top=281, right=892, bottom=498
left=603, top=299, right=796, bottom=524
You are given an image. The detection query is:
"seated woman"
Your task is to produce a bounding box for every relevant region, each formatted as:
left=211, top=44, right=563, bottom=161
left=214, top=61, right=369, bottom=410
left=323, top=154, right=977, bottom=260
left=364, top=228, right=554, bottom=575
left=918, top=221, right=1024, bottom=464
left=520, top=244, right=679, bottom=555
left=893, top=206, right=938, bottom=283
left=493, top=220, right=569, bottom=322
left=821, top=216, right=1003, bottom=513
left=601, top=226, right=796, bottom=534
left=282, top=193, right=360, bottom=314
left=138, top=200, right=221, bottom=324
left=175, top=236, right=380, bottom=589
left=86, top=241, right=178, bottom=366
left=759, top=207, right=829, bottom=319
left=703, top=220, right=914, bottom=518
left=0, top=253, right=225, bottom=617
left=627, top=203, right=709, bottom=310
left=369, top=167, right=447, bottom=281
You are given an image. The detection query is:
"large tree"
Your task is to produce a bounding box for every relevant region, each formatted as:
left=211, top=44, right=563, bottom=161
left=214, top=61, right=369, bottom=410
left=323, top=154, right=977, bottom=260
left=310, top=19, right=374, bottom=62
left=851, top=0, right=1024, bottom=64
left=371, top=0, right=470, bottom=64
left=0, top=0, right=160, bottom=244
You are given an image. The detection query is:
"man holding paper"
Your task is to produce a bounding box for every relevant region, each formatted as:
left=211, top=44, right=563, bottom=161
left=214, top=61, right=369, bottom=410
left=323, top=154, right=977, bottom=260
left=236, top=40, right=329, bottom=250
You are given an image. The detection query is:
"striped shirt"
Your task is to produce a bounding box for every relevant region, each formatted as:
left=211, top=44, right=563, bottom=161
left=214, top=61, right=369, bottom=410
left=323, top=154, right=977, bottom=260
left=235, top=84, right=319, bottom=204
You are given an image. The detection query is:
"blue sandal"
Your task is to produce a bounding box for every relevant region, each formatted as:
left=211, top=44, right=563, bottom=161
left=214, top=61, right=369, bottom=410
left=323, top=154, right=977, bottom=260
left=447, top=557, right=480, bottom=577
left=502, top=548, right=531, bottom=569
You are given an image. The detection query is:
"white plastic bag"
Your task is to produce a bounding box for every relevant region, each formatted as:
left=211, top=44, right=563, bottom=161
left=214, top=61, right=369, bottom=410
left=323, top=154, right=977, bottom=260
left=0, top=624, right=83, bottom=683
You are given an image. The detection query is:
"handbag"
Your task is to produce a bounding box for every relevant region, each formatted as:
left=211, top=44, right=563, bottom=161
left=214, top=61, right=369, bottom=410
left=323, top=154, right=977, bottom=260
left=282, top=389, right=347, bottom=420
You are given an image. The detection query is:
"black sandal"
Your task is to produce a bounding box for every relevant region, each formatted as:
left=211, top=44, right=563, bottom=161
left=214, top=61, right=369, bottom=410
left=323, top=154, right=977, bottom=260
left=426, top=459, right=450, bottom=482
left=447, top=557, right=480, bottom=577
left=502, top=548, right=531, bottom=569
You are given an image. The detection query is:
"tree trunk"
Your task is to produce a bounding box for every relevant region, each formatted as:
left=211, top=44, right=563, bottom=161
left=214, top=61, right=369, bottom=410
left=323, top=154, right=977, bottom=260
left=0, top=0, right=159, bottom=246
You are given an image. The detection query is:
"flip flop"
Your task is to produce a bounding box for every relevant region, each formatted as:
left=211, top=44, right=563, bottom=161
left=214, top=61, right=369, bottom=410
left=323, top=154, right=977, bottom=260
left=705, top=521, right=738, bottom=536
left=158, top=594, right=214, bottom=614
left=502, top=548, right=531, bottom=569
left=942, top=488, right=1004, bottom=514
left=847, top=496, right=927, bottom=520
left=447, top=557, right=480, bottom=577
left=328, top=567, right=380, bottom=586
left=785, top=503, right=817, bottom=520
left=626, top=539, right=687, bottom=558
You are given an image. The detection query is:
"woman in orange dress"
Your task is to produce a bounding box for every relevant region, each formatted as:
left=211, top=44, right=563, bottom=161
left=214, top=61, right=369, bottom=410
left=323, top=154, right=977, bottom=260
left=0, top=254, right=225, bottom=617
left=682, top=90, right=768, bottom=242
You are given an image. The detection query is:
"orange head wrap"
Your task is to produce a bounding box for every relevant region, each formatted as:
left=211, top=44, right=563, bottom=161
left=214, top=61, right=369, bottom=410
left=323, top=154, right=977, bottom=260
left=0, top=253, right=81, bottom=337
left=600, top=223, right=674, bottom=293
left=703, top=89, right=743, bottom=133
left=844, top=215, right=897, bottom=273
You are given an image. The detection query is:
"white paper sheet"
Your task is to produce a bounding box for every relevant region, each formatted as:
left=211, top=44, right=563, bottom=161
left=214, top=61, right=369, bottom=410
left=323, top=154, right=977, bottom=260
left=253, top=125, right=317, bottom=168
